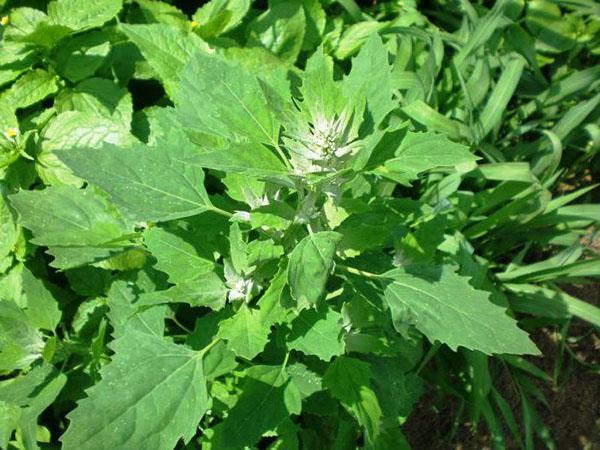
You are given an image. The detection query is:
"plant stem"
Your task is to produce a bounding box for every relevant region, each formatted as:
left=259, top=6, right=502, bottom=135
left=336, top=263, right=380, bottom=279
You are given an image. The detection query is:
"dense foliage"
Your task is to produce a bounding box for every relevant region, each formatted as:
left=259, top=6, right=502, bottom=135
left=0, top=0, right=599, bottom=449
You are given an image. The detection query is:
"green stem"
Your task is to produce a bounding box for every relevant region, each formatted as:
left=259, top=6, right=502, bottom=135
left=199, top=337, right=221, bottom=356
left=337, top=264, right=380, bottom=279
left=211, top=206, right=233, bottom=218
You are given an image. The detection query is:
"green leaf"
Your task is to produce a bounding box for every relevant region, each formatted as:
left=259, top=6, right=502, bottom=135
left=48, top=0, right=123, bottom=30
left=192, top=0, right=250, bottom=37
left=247, top=1, right=306, bottom=64
left=10, top=185, right=129, bottom=247
left=217, top=304, right=271, bottom=359
left=0, top=69, right=59, bottom=111
left=287, top=306, right=345, bottom=361
left=342, top=33, right=395, bottom=127
left=53, top=31, right=111, bottom=83
left=323, top=356, right=382, bottom=445
left=121, top=24, right=210, bottom=98
left=208, top=365, right=301, bottom=448
left=0, top=301, right=44, bottom=373
left=106, top=280, right=166, bottom=338
left=57, top=137, right=215, bottom=222
left=61, top=330, right=208, bottom=450
left=382, top=265, right=539, bottom=355
left=144, top=227, right=215, bottom=284
left=287, top=232, right=342, bottom=309
left=138, top=274, right=228, bottom=310
left=383, top=131, right=477, bottom=179
left=176, top=52, right=281, bottom=147
left=22, top=267, right=61, bottom=331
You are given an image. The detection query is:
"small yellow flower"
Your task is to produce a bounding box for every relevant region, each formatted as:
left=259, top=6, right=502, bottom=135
left=191, top=20, right=199, bottom=29
left=0, top=16, right=9, bottom=26
left=3, top=128, right=18, bottom=139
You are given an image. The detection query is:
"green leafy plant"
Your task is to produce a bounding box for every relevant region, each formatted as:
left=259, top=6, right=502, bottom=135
left=0, top=0, right=598, bottom=449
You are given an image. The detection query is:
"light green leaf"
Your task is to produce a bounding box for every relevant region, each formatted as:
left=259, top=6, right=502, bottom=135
left=383, top=131, right=477, bottom=179
left=0, top=301, right=44, bottom=373
left=382, top=265, right=539, bottom=355
left=217, top=304, right=271, bottom=360
left=0, top=69, right=58, bottom=111
left=106, top=280, right=166, bottom=338
left=323, top=356, right=382, bottom=445
left=48, top=0, right=123, bottom=30
left=61, top=330, right=208, bottom=450
left=138, top=274, right=228, bottom=311
left=176, top=52, right=281, bottom=146
left=247, top=1, right=306, bottom=63
left=287, top=306, right=345, bottom=361
left=288, top=232, right=342, bottom=308
left=53, top=31, right=111, bottom=82
left=192, top=0, right=250, bottom=37
left=10, top=185, right=129, bottom=247
left=57, top=136, right=214, bottom=222
left=342, top=33, right=395, bottom=127
left=22, top=267, right=61, bottom=331
left=208, top=365, right=301, bottom=448
left=144, top=227, right=215, bottom=284
left=121, top=24, right=210, bottom=98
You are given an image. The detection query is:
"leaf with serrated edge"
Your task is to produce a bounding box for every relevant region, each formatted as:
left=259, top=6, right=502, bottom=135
left=61, top=330, right=208, bottom=450
left=382, top=265, right=539, bottom=355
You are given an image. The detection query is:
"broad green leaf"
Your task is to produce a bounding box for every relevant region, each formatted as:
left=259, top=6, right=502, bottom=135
left=247, top=1, right=306, bottom=64
left=217, top=304, right=271, bottom=359
left=0, top=364, right=66, bottom=450
left=287, top=306, right=345, bottom=361
left=144, top=227, right=215, bottom=284
left=136, top=0, right=188, bottom=28
left=48, top=0, right=123, bottom=30
left=55, top=78, right=133, bottom=127
left=0, top=69, right=58, bottom=111
left=382, top=265, right=539, bottom=355
left=53, top=31, right=111, bottom=82
left=384, top=131, right=477, bottom=178
left=57, top=137, right=215, bottom=222
left=323, top=356, right=382, bottom=445
left=61, top=330, right=208, bottom=450
left=21, top=267, right=61, bottom=331
left=402, top=100, right=471, bottom=141
left=208, top=365, right=301, bottom=448
left=300, top=47, right=340, bottom=121
left=10, top=185, right=129, bottom=247
left=121, top=24, right=210, bottom=98
left=176, top=52, right=281, bottom=147
left=342, top=34, right=395, bottom=127
left=192, top=0, right=250, bottom=37
left=288, top=232, right=342, bottom=308
left=138, top=274, right=228, bottom=310
left=0, top=301, right=44, bottom=373
left=106, top=280, right=166, bottom=338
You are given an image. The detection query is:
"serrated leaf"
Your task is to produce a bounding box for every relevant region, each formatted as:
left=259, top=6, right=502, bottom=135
left=247, top=1, right=306, bottom=64
left=144, top=227, right=215, bottom=284
left=287, top=306, right=345, bottom=361
left=217, top=304, right=271, bottom=360
left=61, top=330, right=208, bottom=450
left=288, top=232, right=342, bottom=308
left=48, top=0, right=123, bottom=31
left=208, top=365, right=301, bottom=448
left=382, top=265, right=539, bottom=355
left=323, top=356, right=382, bottom=445
left=176, top=52, right=280, bottom=146
left=57, top=137, right=215, bottom=222
left=384, top=131, right=477, bottom=178
left=121, top=23, right=210, bottom=98
left=21, top=267, right=61, bottom=331
left=10, top=185, right=129, bottom=247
